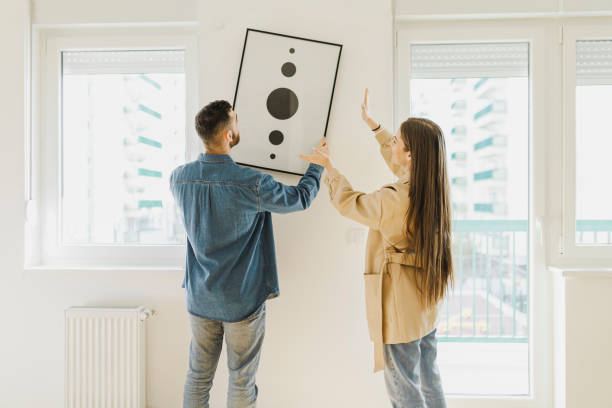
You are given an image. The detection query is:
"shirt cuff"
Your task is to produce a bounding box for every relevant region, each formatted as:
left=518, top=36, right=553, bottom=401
left=307, top=163, right=325, bottom=175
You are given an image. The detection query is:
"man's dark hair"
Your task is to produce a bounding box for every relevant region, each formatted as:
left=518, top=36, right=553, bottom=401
left=195, top=100, right=232, bottom=145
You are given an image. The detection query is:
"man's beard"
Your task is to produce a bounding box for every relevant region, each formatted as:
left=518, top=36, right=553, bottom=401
left=230, top=132, right=240, bottom=148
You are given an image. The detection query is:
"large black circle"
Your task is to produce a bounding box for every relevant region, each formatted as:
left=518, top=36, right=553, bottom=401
left=269, top=130, right=284, bottom=145
left=266, top=88, right=299, bottom=120
left=281, top=62, right=296, bottom=77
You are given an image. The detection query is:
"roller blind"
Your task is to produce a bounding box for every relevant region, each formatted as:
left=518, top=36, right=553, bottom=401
left=410, top=43, right=529, bottom=79
left=577, top=40, right=612, bottom=86
left=62, top=50, right=185, bottom=75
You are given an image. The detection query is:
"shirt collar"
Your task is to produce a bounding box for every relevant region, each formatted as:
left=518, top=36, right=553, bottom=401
left=198, top=153, right=234, bottom=163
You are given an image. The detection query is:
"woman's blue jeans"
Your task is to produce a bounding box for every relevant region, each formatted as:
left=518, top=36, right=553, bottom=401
left=384, top=329, right=447, bottom=408
left=183, top=303, right=266, bottom=408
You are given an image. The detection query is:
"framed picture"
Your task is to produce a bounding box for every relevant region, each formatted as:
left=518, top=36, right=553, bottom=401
left=232, top=28, right=342, bottom=176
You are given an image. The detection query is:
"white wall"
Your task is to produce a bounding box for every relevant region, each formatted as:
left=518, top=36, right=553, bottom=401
left=0, top=1, right=29, bottom=406
left=564, top=275, right=612, bottom=408
left=395, top=0, right=558, bottom=16
left=394, top=0, right=612, bottom=15
left=31, top=0, right=197, bottom=24
left=553, top=270, right=612, bottom=408
left=197, top=2, right=394, bottom=406
left=1, top=0, right=395, bottom=407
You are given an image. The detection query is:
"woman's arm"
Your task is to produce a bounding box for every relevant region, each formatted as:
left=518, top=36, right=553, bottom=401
left=323, top=167, right=383, bottom=230
left=375, top=128, right=405, bottom=178
left=361, top=89, right=405, bottom=178
left=299, top=138, right=384, bottom=229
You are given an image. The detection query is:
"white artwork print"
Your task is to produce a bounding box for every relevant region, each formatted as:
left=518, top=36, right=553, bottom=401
left=232, top=29, right=342, bottom=175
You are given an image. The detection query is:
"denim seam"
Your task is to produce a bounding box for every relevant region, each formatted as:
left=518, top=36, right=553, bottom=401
left=197, top=159, right=233, bottom=163
left=171, top=180, right=257, bottom=190
left=255, top=176, right=262, bottom=212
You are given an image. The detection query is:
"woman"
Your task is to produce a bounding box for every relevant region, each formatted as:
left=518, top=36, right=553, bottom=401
left=301, top=89, right=453, bottom=408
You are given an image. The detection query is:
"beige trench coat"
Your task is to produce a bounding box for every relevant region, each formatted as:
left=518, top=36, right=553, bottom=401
left=323, top=128, right=439, bottom=372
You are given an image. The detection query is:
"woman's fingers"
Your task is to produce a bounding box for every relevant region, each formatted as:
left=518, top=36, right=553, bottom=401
left=315, top=148, right=330, bottom=158
left=300, top=138, right=331, bottom=164
left=362, top=88, right=371, bottom=121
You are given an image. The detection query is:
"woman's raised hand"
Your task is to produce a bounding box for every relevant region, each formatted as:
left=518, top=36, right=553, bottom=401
left=299, top=137, right=334, bottom=170
left=361, top=88, right=379, bottom=131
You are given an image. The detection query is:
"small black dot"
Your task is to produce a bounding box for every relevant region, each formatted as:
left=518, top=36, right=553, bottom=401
left=289, top=48, right=295, bottom=54
left=270, top=153, right=276, bottom=159
left=281, top=62, right=296, bottom=77
left=269, top=130, right=284, bottom=145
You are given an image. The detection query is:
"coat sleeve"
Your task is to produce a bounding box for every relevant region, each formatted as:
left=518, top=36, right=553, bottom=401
left=323, top=167, right=384, bottom=230
left=375, top=128, right=407, bottom=179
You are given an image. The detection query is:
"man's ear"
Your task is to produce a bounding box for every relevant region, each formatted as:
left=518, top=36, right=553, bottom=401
left=225, top=129, right=233, bottom=142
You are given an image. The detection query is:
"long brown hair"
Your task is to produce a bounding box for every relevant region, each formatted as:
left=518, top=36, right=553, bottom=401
left=400, top=118, right=453, bottom=309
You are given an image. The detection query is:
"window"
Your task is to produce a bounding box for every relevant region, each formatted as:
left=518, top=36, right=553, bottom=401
left=562, top=24, right=612, bottom=259
left=575, top=40, right=612, bottom=245
left=29, top=28, right=198, bottom=267
left=62, top=50, right=186, bottom=245
left=409, top=41, right=530, bottom=396
left=396, top=22, right=552, bottom=406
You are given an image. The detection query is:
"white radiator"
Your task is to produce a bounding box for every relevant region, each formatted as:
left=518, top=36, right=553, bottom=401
left=65, top=307, right=154, bottom=408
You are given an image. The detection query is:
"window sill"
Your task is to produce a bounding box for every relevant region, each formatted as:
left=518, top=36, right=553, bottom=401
left=24, top=264, right=184, bottom=273
left=549, top=266, right=612, bottom=278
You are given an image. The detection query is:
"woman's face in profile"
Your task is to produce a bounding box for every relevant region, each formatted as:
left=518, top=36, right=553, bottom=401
left=391, top=129, right=411, bottom=170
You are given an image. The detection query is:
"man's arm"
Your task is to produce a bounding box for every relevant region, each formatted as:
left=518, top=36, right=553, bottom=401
left=257, top=163, right=324, bottom=213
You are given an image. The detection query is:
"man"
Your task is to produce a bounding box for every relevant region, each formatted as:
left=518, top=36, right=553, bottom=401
left=170, top=100, right=324, bottom=408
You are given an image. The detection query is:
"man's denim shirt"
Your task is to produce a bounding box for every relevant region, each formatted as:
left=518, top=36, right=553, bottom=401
left=170, top=153, right=323, bottom=322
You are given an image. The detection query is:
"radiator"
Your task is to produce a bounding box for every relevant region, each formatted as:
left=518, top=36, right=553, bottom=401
left=65, top=307, right=154, bottom=408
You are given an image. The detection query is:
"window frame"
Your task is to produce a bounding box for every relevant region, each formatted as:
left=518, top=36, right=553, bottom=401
left=561, top=22, right=612, bottom=261
left=27, top=25, right=199, bottom=269
left=395, top=21, right=552, bottom=406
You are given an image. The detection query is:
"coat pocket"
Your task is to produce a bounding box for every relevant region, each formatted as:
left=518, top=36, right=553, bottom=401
left=363, top=273, right=382, bottom=343
left=386, top=263, right=435, bottom=341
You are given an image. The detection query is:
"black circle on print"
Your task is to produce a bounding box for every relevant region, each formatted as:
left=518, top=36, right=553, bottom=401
left=289, top=48, right=295, bottom=54
left=281, top=62, right=296, bottom=77
left=266, top=88, right=299, bottom=120
left=270, top=153, right=276, bottom=159
left=269, top=130, right=284, bottom=145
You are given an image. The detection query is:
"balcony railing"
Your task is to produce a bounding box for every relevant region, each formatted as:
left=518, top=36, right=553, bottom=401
left=439, top=220, right=529, bottom=343
left=440, top=219, right=612, bottom=343
left=576, top=220, right=612, bottom=244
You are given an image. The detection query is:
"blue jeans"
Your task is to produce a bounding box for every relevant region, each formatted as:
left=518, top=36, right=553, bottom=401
left=384, top=329, right=446, bottom=408
left=183, top=303, right=266, bottom=408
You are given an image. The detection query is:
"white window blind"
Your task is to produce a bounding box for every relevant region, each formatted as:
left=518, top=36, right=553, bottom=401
left=577, top=40, right=612, bottom=86
left=410, top=43, right=529, bottom=79
left=62, top=50, right=185, bottom=75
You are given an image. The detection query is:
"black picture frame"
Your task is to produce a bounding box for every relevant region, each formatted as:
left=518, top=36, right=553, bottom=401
left=232, top=28, right=343, bottom=176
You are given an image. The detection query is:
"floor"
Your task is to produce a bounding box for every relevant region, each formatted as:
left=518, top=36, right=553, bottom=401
left=437, top=342, right=529, bottom=396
